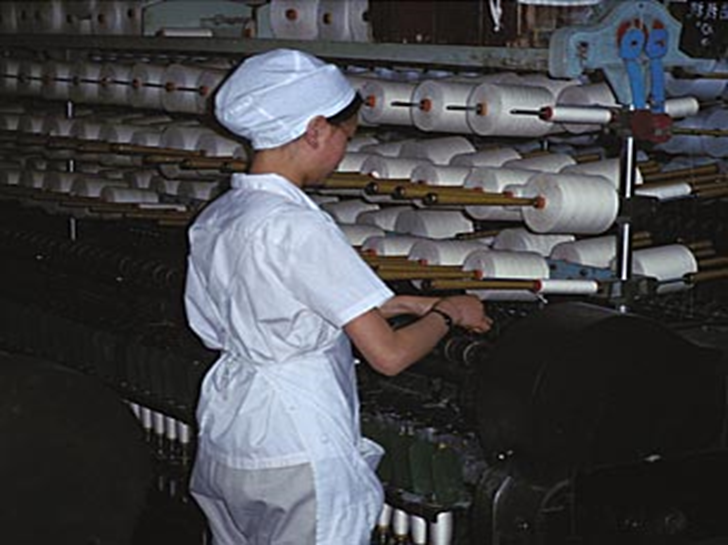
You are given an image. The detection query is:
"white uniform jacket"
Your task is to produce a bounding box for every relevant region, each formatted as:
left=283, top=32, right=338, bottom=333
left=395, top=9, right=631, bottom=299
left=185, top=173, right=394, bottom=544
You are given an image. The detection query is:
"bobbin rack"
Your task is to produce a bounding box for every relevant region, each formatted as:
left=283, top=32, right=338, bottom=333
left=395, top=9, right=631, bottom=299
left=1, top=1, right=728, bottom=544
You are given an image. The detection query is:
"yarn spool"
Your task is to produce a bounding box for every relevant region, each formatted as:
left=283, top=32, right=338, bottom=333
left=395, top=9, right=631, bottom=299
left=20, top=170, right=48, bottom=190
left=631, top=244, right=698, bottom=292
left=91, top=1, right=143, bottom=35
left=360, top=156, right=431, bottom=179
left=412, top=79, right=477, bottom=133
left=410, top=164, right=472, bottom=186
left=399, top=136, right=476, bottom=165
left=317, top=0, right=370, bottom=42
left=161, top=64, right=208, bottom=114
left=464, top=249, right=550, bottom=278
left=129, top=63, right=167, bottom=110
left=356, top=206, right=413, bottom=231
left=322, top=199, right=380, bottom=223
left=408, top=239, right=487, bottom=266
left=178, top=181, right=223, bottom=202
left=394, top=209, right=474, bottom=239
left=337, top=223, right=385, bottom=246
left=634, top=183, right=693, bottom=201
left=556, top=82, right=618, bottom=134
left=16, top=61, right=44, bottom=97
left=124, top=170, right=157, bottom=189
left=523, top=173, right=619, bottom=234
left=493, top=227, right=575, bottom=256
left=362, top=235, right=424, bottom=256
left=0, top=3, right=18, bottom=33
left=467, top=83, right=554, bottom=137
left=656, top=108, right=711, bottom=155
left=518, top=73, right=580, bottom=101
left=0, top=169, right=21, bottom=186
left=43, top=116, right=74, bottom=137
left=449, top=147, right=521, bottom=167
left=18, top=114, right=47, bottom=134
left=41, top=61, right=74, bottom=101
left=151, top=177, right=182, bottom=196
left=702, top=108, right=728, bottom=158
left=99, top=123, right=140, bottom=144
left=35, top=0, right=66, bottom=33
left=347, top=135, right=379, bottom=152
left=360, top=139, right=415, bottom=158
left=130, top=128, right=163, bottom=147
left=97, top=63, right=133, bottom=106
left=195, top=69, right=226, bottom=114
left=69, top=61, right=104, bottom=103
left=550, top=235, right=617, bottom=268
left=361, top=79, right=417, bottom=126
left=101, top=186, right=160, bottom=204
left=71, top=177, right=127, bottom=198
left=270, top=0, right=320, bottom=40
left=0, top=58, right=21, bottom=95
left=561, top=157, right=644, bottom=188
left=664, top=72, right=727, bottom=101
left=197, top=133, right=244, bottom=158
left=664, top=96, right=700, bottom=119
left=503, top=153, right=576, bottom=173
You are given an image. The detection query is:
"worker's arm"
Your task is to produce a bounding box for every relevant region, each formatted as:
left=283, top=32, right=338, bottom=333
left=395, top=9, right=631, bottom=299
left=345, top=295, right=492, bottom=377
left=377, top=295, right=441, bottom=319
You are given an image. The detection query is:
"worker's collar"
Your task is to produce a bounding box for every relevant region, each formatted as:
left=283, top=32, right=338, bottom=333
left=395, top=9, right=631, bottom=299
left=230, top=172, right=320, bottom=211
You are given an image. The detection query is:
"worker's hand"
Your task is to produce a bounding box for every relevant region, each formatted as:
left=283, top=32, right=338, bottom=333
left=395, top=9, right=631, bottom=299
left=434, top=295, right=493, bottom=334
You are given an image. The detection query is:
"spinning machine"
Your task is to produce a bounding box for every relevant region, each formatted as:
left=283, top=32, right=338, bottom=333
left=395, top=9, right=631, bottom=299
left=1, top=1, right=728, bottom=544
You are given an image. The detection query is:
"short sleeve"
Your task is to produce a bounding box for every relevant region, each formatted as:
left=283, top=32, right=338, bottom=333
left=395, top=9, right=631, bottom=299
left=260, top=210, right=394, bottom=328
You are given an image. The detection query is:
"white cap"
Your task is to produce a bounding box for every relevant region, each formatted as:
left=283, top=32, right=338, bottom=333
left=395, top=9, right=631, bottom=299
left=215, top=49, right=356, bottom=150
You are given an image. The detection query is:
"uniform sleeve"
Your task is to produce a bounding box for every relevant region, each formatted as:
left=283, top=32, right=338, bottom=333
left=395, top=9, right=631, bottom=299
left=259, top=210, right=394, bottom=328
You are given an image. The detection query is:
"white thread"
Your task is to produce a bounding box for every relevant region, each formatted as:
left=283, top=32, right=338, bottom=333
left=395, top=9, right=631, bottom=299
left=91, top=1, right=143, bottom=36
left=450, top=147, right=521, bottom=167
left=336, top=223, right=385, bottom=246
left=360, top=139, right=415, bottom=158
left=394, top=209, right=474, bottom=239
left=556, top=82, right=618, bottom=134
left=537, top=279, right=599, bottom=294
left=467, top=83, right=554, bottom=137
left=464, top=249, right=550, bottom=278
left=632, top=244, right=698, bottom=282
left=410, top=164, right=472, bottom=186
left=129, top=62, right=167, bottom=109
left=702, top=108, right=728, bottom=158
left=362, top=235, right=424, bottom=256
left=489, top=0, right=503, bottom=32
left=270, top=0, right=320, bottom=40
left=523, top=173, right=619, bottom=234
left=561, top=157, right=644, bottom=188
left=178, top=181, right=223, bottom=201
left=399, top=136, right=476, bottom=165
left=322, top=199, right=380, bottom=223
left=361, top=79, right=417, bottom=126
left=16, top=61, right=43, bottom=97
left=41, top=61, right=73, bottom=101
left=71, top=177, right=127, bottom=197
left=409, top=239, right=486, bottom=265
left=101, top=186, right=160, bottom=204
left=337, top=152, right=373, bottom=173
left=664, top=96, right=700, bottom=119
left=360, top=156, right=431, bottom=179
left=550, top=235, right=616, bottom=268
left=635, top=183, right=693, bottom=201
left=356, top=206, right=413, bottom=231
left=411, top=515, right=428, bottom=545
left=503, top=153, right=576, bottom=173
left=347, top=135, right=379, bottom=152
left=162, top=64, right=207, bottom=114
left=493, top=227, right=574, bottom=256
left=70, top=61, right=104, bottom=103
left=412, top=79, right=477, bottom=133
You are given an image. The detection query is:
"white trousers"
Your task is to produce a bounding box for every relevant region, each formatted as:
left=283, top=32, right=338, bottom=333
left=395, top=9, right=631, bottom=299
left=190, top=455, right=316, bottom=545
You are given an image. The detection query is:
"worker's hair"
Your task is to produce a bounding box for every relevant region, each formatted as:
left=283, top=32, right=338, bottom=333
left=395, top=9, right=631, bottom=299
left=326, top=93, right=363, bottom=126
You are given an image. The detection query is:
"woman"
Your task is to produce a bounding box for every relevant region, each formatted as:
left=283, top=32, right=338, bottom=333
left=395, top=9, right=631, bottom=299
left=185, top=48, right=492, bottom=545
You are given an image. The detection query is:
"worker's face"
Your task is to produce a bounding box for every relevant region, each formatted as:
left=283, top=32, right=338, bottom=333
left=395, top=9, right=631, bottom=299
left=321, top=115, right=358, bottom=175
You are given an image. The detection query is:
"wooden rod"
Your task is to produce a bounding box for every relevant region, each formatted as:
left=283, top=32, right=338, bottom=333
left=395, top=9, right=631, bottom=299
left=698, top=256, right=728, bottom=269
left=643, top=163, right=720, bottom=183
left=364, top=179, right=413, bottom=195
left=376, top=269, right=477, bottom=281
left=672, top=127, right=728, bottom=138
left=423, top=191, right=541, bottom=207
left=687, top=268, right=728, bottom=283
left=422, top=278, right=542, bottom=291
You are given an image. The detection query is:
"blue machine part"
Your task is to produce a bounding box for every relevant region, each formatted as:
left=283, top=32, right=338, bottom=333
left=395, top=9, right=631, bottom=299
left=549, top=0, right=713, bottom=106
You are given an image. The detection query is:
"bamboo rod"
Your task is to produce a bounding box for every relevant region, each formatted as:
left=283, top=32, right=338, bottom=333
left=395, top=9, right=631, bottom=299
left=643, top=163, right=720, bottom=183
left=376, top=269, right=478, bottom=281
left=687, top=240, right=713, bottom=251
left=422, top=278, right=542, bottom=291
left=687, top=268, right=728, bottom=283
left=423, top=191, right=541, bottom=207
left=698, top=256, right=728, bottom=269
left=672, top=127, right=728, bottom=138
left=455, top=230, right=500, bottom=241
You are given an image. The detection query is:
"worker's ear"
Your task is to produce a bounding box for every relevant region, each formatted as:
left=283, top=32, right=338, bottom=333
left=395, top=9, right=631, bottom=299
left=303, top=116, right=329, bottom=149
